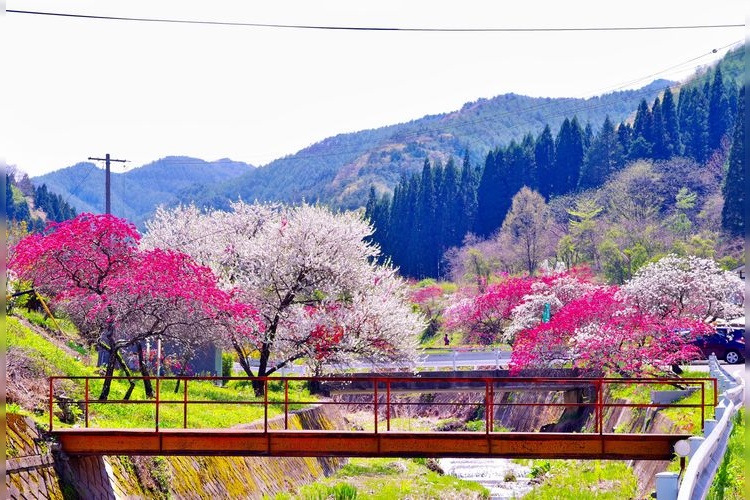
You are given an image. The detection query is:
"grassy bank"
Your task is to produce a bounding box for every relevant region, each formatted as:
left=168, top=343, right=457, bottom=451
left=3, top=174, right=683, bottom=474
left=6, top=316, right=314, bottom=430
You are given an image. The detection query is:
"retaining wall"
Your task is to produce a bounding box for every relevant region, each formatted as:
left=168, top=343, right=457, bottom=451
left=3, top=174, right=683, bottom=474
left=5, top=404, right=347, bottom=499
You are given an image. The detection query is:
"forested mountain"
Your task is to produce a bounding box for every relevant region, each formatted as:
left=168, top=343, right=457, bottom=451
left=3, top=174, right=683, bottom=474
left=5, top=170, right=77, bottom=231
left=196, top=80, right=673, bottom=210
left=367, top=48, right=745, bottom=278
left=33, top=157, right=254, bottom=227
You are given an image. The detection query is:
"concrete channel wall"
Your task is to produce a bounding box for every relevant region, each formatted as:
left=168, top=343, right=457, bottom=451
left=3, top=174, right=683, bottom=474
left=5, top=404, right=348, bottom=499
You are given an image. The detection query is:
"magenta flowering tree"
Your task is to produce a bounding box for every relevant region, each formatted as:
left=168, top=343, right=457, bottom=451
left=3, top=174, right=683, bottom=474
left=9, top=214, right=260, bottom=400
left=443, top=276, right=534, bottom=345
left=510, top=286, right=707, bottom=375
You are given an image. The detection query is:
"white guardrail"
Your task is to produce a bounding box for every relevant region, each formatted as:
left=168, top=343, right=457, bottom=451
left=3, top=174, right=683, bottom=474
left=656, top=354, right=744, bottom=500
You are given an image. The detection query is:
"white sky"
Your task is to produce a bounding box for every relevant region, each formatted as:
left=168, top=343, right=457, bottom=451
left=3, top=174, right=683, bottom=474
left=1, top=0, right=745, bottom=177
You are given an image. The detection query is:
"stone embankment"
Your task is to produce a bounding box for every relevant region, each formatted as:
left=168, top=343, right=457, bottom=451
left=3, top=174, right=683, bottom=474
left=5, top=405, right=347, bottom=499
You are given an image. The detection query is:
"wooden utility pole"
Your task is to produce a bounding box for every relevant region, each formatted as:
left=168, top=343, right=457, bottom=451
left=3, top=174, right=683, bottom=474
left=88, top=154, right=128, bottom=214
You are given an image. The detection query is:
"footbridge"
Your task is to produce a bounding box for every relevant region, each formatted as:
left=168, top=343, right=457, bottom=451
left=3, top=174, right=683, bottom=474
left=48, top=374, right=716, bottom=461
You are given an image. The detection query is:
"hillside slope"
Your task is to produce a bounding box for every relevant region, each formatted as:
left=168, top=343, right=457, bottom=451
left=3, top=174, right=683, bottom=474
left=202, top=80, right=672, bottom=210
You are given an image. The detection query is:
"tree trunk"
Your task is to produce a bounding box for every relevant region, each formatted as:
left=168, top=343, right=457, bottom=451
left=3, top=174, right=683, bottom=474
left=98, top=349, right=117, bottom=401
left=115, top=350, right=136, bottom=401
left=252, top=346, right=271, bottom=397
left=136, top=342, right=154, bottom=398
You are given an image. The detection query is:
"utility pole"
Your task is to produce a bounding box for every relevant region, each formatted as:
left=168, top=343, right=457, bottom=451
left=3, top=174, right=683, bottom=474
left=88, top=154, right=128, bottom=214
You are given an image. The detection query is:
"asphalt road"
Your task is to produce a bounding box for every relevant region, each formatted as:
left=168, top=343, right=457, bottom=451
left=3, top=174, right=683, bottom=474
left=235, top=349, right=744, bottom=375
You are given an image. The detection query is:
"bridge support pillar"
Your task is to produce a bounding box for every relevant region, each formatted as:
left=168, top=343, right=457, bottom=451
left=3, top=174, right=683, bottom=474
left=655, top=471, right=678, bottom=500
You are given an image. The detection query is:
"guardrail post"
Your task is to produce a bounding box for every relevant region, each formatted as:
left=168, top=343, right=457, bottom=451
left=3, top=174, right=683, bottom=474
left=714, top=400, right=727, bottom=422
left=655, top=472, right=679, bottom=500
left=452, top=351, right=457, bottom=371
left=703, top=419, right=717, bottom=436
left=495, top=349, right=499, bottom=369
left=687, top=436, right=704, bottom=458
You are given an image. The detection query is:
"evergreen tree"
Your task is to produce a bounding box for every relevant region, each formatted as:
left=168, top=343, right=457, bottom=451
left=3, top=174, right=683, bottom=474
left=6, top=174, right=17, bottom=221
left=661, top=87, right=681, bottom=158
left=617, top=121, right=633, bottom=158
left=721, top=86, right=745, bottom=236
left=457, top=152, right=478, bottom=240
left=415, top=159, right=438, bottom=277
left=579, top=116, right=623, bottom=189
left=534, top=125, right=555, bottom=199
left=553, top=117, right=584, bottom=194
left=520, top=132, right=538, bottom=189
left=650, top=97, right=670, bottom=160
left=708, top=67, right=733, bottom=151
left=438, top=157, right=461, bottom=256
left=680, top=82, right=710, bottom=163
left=630, top=99, right=654, bottom=159
left=475, top=148, right=505, bottom=237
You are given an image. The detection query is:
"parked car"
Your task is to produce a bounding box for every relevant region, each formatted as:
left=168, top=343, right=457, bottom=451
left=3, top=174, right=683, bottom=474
left=692, top=327, right=745, bottom=364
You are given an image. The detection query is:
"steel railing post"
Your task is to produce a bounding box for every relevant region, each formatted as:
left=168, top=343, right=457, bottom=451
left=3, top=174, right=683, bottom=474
left=284, top=379, right=289, bottom=430
left=264, top=378, right=269, bottom=432
left=597, top=379, right=603, bottom=434
left=49, top=378, right=53, bottom=431
left=374, top=378, right=379, bottom=434
left=155, top=377, right=160, bottom=431
left=183, top=378, right=188, bottom=429
left=484, top=379, right=492, bottom=434
left=386, top=380, right=391, bottom=432
left=85, top=378, right=89, bottom=428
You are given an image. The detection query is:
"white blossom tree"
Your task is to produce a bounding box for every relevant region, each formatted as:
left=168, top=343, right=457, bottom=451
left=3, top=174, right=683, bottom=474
left=144, top=202, right=423, bottom=393
left=618, top=254, right=744, bottom=322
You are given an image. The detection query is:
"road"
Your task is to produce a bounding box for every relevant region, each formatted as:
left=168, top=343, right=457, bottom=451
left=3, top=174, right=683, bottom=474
left=235, top=349, right=744, bottom=376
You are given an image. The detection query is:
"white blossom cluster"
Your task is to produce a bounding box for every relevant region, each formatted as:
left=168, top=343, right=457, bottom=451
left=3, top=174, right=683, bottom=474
left=618, top=254, right=744, bottom=322
left=143, top=202, right=423, bottom=376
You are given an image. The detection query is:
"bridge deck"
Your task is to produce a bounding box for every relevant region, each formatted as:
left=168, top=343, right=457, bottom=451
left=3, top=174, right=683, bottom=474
left=52, top=428, right=689, bottom=460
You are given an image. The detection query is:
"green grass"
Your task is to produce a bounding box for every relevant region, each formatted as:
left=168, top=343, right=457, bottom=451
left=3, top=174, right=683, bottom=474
left=519, top=460, right=637, bottom=499
left=288, top=458, right=489, bottom=499
left=7, top=316, right=316, bottom=430
left=706, top=408, right=745, bottom=500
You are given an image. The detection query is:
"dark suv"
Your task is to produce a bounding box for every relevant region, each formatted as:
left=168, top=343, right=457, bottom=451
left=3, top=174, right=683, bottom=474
left=693, top=327, right=745, bottom=364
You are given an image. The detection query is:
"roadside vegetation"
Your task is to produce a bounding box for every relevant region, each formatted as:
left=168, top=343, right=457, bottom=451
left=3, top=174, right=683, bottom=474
left=272, top=458, right=489, bottom=500
left=706, top=408, right=745, bottom=500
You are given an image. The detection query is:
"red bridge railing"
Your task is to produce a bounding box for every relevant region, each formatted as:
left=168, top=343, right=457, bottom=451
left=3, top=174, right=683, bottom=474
left=48, top=375, right=717, bottom=435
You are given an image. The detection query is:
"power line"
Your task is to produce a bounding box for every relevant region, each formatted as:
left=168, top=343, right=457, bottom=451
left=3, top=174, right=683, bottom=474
left=6, top=10, right=744, bottom=32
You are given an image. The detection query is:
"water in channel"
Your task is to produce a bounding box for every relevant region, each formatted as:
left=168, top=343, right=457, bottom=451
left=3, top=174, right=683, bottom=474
left=440, top=458, right=535, bottom=499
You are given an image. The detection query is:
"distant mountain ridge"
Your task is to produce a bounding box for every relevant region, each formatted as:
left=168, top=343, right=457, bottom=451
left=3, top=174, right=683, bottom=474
left=33, top=156, right=254, bottom=227
left=35, top=80, right=673, bottom=225
left=203, top=79, right=674, bottom=210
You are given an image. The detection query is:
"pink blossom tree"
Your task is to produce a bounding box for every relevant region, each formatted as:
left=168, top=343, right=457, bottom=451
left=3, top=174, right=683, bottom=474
left=443, top=276, right=534, bottom=345
left=9, top=214, right=259, bottom=399
left=510, top=286, right=707, bottom=375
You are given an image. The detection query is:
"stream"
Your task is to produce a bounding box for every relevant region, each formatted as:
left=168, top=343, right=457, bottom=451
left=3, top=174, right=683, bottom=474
left=440, top=458, right=535, bottom=499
